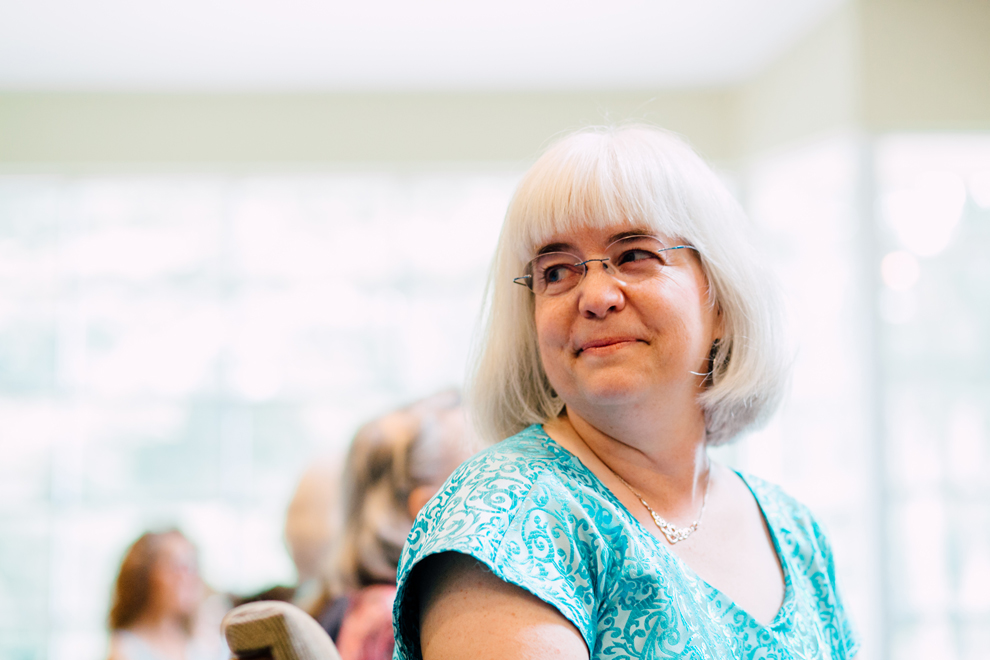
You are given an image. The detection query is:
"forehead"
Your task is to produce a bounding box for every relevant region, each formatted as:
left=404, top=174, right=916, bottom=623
left=522, top=214, right=681, bottom=259
left=159, top=535, right=195, bottom=560
left=534, top=223, right=669, bottom=250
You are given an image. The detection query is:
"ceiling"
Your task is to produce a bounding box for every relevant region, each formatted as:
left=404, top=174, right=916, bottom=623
left=0, top=0, right=846, bottom=92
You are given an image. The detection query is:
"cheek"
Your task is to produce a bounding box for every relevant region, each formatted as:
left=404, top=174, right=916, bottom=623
left=666, top=271, right=717, bottom=334
left=533, top=303, right=571, bottom=376
left=150, top=569, right=170, bottom=595
left=677, top=307, right=716, bottom=360
left=186, top=577, right=203, bottom=598
left=177, top=575, right=202, bottom=606
left=533, top=299, right=570, bottom=346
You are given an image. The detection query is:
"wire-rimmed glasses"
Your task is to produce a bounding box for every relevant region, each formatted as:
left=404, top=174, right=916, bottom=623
left=513, top=235, right=698, bottom=297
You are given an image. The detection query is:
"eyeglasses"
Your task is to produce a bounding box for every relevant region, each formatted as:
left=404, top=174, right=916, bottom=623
left=513, top=235, right=697, bottom=297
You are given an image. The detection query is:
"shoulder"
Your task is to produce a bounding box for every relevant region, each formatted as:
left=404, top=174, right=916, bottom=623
left=416, top=552, right=590, bottom=660
left=739, top=473, right=838, bottom=566
left=448, top=423, right=574, bottom=488
left=107, top=631, right=149, bottom=660
left=106, top=632, right=127, bottom=660
left=738, top=472, right=826, bottom=540
left=738, top=473, right=860, bottom=657
left=403, top=425, right=592, bottom=560
left=393, top=425, right=615, bottom=658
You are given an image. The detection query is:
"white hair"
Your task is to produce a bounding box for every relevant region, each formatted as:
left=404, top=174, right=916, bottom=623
left=468, top=125, right=790, bottom=446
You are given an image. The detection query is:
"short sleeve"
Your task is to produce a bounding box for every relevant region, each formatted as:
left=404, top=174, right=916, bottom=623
left=809, top=518, right=861, bottom=659
left=391, top=445, right=606, bottom=660
left=741, top=473, right=861, bottom=659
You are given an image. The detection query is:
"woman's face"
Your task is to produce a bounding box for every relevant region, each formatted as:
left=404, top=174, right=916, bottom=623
left=151, top=535, right=203, bottom=617
left=532, top=223, right=720, bottom=413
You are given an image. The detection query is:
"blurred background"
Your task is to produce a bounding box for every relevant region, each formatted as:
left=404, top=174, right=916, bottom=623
left=0, top=0, right=988, bottom=659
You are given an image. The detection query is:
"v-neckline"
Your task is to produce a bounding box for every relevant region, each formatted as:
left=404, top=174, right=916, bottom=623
left=534, top=424, right=795, bottom=631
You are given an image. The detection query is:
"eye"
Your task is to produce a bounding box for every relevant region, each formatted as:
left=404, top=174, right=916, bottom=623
left=615, top=248, right=662, bottom=266
left=544, top=264, right=569, bottom=283
left=533, top=253, right=582, bottom=294
left=541, top=263, right=582, bottom=285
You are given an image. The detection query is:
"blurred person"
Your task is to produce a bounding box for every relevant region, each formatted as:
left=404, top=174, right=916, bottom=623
left=226, top=458, right=342, bottom=611
left=391, top=126, right=860, bottom=659
left=108, top=529, right=224, bottom=660
left=311, top=390, right=475, bottom=660
left=284, top=455, right=342, bottom=608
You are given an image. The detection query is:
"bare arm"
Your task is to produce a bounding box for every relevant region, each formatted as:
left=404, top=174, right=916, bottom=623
left=417, top=552, right=590, bottom=660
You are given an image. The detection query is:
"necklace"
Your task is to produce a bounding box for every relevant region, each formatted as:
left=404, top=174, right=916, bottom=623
left=559, top=414, right=712, bottom=544
left=611, top=468, right=711, bottom=544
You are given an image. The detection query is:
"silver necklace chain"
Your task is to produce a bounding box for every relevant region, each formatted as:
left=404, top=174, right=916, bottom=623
left=564, top=415, right=712, bottom=545
left=611, top=468, right=711, bottom=544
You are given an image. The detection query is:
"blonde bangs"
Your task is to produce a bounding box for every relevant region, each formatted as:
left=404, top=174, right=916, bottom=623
left=506, top=130, right=691, bottom=264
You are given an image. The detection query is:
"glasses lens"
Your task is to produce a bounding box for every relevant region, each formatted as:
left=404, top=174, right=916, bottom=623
left=606, top=236, right=668, bottom=282
left=519, top=237, right=684, bottom=295
left=531, top=252, right=583, bottom=295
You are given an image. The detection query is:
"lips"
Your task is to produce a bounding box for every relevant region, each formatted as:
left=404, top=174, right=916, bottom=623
left=576, top=337, right=641, bottom=355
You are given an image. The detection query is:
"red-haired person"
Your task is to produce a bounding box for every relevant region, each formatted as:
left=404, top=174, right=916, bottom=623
left=107, top=530, right=220, bottom=660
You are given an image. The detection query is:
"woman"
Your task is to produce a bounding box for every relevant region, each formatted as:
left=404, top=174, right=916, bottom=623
left=392, top=126, right=859, bottom=659
left=108, top=530, right=221, bottom=660
left=311, top=391, right=476, bottom=660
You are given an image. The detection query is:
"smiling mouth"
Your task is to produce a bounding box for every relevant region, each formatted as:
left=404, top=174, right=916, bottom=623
left=576, top=338, right=641, bottom=355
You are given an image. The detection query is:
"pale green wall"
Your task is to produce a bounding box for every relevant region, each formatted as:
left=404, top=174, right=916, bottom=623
left=732, top=0, right=990, bottom=158
left=0, top=91, right=734, bottom=168
left=733, top=2, right=861, bottom=158
left=1, top=0, right=988, bottom=169
left=861, top=0, right=990, bottom=131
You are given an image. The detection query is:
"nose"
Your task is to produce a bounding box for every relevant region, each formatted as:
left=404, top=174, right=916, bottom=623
left=577, top=260, right=625, bottom=318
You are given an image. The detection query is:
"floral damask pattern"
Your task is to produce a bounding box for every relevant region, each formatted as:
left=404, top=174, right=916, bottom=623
left=393, top=425, right=859, bottom=660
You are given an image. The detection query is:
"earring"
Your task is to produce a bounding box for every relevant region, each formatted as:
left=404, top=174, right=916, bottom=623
left=690, top=339, right=720, bottom=380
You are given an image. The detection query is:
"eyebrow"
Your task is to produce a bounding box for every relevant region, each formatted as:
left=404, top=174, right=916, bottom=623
left=608, top=229, right=655, bottom=243
left=534, top=228, right=657, bottom=255
left=536, top=242, right=571, bottom=255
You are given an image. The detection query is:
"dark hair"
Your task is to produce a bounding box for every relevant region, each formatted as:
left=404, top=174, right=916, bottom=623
left=108, top=529, right=194, bottom=633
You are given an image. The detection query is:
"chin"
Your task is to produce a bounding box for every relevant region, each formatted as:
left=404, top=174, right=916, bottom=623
left=571, top=377, right=648, bottom=406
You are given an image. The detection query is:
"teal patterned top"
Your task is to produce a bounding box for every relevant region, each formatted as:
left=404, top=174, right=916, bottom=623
left=393, top=425, right=859, bottom=660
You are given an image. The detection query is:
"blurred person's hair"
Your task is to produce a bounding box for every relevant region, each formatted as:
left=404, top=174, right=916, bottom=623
left=329, top=390, right=471, bottom=596
left=284, top=456, right=341, bottom=586
left=108, top=529, right=194, bottom=634
left=470, top=124, right=791, bottom=447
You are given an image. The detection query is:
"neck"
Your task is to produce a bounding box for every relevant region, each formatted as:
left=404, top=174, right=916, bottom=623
left=129, top=608, right=189, bottom=640
left=549, top=404, right=710, bottom=515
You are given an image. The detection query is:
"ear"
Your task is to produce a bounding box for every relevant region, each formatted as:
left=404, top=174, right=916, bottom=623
left=407, top=485, right=439, bottom=520
left=711, top=300, right=724, bottom=342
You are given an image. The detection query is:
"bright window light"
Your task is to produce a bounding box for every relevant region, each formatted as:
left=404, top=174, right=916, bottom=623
left=881, top=250, right=921, bottom=291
